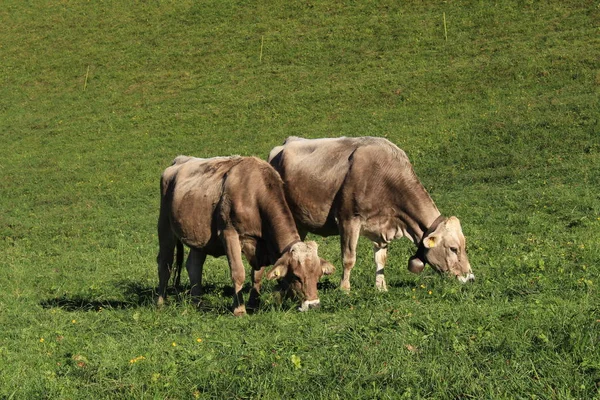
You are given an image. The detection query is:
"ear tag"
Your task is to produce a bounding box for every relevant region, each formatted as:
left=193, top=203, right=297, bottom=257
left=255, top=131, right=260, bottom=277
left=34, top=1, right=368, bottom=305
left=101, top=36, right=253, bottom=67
left=273, top=270, right=280, bottom=278
left=426, top=237, right=436, bottom=248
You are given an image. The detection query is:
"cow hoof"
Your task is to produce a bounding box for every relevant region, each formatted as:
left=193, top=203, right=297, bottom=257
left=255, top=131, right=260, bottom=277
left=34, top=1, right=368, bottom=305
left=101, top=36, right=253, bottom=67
left=157, top=296, right=165, bottom=307
left=376, top=277, right=388, bottom=292
left=340, top=281, right=351, bottom=293
left=233, top=306, right=247, bottom=317
left=247, top=291, right=261, bottom=312
left=246, top=301, right=260, bottom=314
left=191, top=299, right=202, bottom=309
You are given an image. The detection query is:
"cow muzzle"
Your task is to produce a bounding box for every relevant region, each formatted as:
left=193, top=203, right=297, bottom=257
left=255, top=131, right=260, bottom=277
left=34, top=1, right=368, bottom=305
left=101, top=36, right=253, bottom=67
left=298, top=299, right=320, bottom=312
left=457, top=273, right=475, bottom=283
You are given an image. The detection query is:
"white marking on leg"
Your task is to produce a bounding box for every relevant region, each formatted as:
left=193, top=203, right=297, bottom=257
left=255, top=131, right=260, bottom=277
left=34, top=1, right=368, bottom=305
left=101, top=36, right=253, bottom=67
left=374, top=245, right=388, bottom=292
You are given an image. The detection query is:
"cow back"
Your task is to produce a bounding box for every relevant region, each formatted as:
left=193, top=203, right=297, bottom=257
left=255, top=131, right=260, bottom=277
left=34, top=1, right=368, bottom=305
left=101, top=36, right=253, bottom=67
left=161, top=156, right=244, bottom=250
left=270, top=137, right=437, bottom=233
left=269, top=137, right=359, bottom=230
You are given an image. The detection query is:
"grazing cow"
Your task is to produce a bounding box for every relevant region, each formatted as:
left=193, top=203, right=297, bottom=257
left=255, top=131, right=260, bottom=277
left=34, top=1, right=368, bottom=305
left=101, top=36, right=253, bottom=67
left=157, top=155, right=335, bottom=315
left=268, top=136, right=474, bottom=292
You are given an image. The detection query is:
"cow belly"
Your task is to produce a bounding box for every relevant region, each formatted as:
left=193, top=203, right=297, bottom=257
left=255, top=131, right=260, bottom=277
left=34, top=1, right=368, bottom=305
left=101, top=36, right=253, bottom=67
left=302, top=221, right=339, bottom=237
left=170, top=202, right=219, bottom=251
left=287, top=195, right=332, bottom=226
left=289, top=205, right=339, bottom=237
left=185, top=235, right=226, bottom=257
left=173, top=222, right=218, bottom=250
left=362, top=217, right=405, bottom=245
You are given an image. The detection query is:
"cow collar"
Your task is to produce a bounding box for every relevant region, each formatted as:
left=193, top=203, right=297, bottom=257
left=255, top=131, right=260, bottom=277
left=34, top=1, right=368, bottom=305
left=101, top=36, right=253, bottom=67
left=280, top=239, right=302, bottom=256
left=414, top=215, right=446, bottom=264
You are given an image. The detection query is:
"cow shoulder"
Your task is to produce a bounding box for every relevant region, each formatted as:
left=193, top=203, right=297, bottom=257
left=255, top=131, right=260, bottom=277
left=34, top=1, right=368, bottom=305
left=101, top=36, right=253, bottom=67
left=222, top=157, right=292, bottom=236
left=268, top=136, right=308, bottom=163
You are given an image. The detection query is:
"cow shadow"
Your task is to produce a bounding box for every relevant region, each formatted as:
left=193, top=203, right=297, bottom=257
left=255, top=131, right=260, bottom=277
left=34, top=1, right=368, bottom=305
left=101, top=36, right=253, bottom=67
left=39, top=278, right=329, bottom=315
left=40, top=280, right=234, bottom=314
left=40, top=281, right=159, bottom=312
left=40, top=282, right=155, bottom=312
left=386, top=278, right=421, bottom=289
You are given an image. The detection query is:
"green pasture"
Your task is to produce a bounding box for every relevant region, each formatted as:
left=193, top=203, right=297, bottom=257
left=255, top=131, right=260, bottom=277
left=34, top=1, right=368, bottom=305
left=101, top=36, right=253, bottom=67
left=1, top=0, right=598, bottom=398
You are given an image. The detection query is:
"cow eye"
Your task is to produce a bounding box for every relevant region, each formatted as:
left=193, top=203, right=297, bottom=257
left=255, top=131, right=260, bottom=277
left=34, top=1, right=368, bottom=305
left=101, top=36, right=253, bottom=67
left=450, top=247, right=459, bottom=254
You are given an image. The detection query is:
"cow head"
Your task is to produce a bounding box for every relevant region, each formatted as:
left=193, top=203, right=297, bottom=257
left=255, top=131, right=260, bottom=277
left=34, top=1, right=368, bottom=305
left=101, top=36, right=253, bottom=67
left=266, top=241, right=335, bottom=311
left=408, top=216, right=474, bottom=283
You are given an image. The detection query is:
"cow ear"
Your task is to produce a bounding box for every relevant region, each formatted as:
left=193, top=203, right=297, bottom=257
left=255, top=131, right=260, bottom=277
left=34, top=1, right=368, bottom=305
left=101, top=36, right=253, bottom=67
left=266, top=263, right=289, bottom=280
left=423, top=234, right=438, bottom=249
left=320, top=258, right=335, bottom=275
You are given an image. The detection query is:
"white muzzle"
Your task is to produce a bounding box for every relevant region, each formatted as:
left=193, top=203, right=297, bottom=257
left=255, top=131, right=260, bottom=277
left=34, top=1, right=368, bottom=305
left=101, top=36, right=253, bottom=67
left=457, top=273, right=475, bottom=283
left=298, top=299, right=320, bottom=312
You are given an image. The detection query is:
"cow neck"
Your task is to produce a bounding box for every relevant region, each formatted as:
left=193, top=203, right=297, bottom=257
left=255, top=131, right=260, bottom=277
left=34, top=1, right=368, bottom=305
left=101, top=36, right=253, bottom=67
left=401, top=204, right=441, bottom=246
left=391, top=175, right=441, bottom=245
left=259, top=201, right=301, bottom=257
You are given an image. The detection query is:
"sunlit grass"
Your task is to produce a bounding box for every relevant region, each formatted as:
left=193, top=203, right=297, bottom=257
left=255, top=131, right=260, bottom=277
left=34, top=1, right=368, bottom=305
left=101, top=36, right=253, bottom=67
left=1, top=0, right=598, bottom=398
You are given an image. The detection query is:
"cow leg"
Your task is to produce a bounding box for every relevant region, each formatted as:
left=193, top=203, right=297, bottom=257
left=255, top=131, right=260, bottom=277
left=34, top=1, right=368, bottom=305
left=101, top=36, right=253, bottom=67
left=157, top=200, right=179, bottom=306
left=339, top=218, right=361, bottom=292
left=374, top=244, right=388, bottom=292
left=240, top=242, right=262, bottom=312
left=186, top=247, right=206, bottom=305
left=157, top=233, right=176, bottom=306
left=222, top=229, right=247, bottom=316
left=174, top=240, right=184, bottom=290
left=248, top=266, right=265, bottom=312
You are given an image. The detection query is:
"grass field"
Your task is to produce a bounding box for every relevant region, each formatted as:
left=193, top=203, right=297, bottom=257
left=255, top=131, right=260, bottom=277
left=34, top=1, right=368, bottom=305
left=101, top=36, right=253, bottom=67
left=1, top=0, right=599, bottom=398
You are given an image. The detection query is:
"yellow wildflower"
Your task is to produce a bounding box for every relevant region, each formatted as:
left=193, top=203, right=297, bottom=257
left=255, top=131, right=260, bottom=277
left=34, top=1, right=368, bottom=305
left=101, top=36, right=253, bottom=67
left=129, top=356, right=145, bottom=364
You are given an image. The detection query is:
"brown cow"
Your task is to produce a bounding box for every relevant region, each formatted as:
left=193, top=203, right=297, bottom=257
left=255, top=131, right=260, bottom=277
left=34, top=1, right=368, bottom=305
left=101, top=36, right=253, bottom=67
left=157, top=155, right=334, bottom=315
left=268, top=137, right=474, bottom=292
